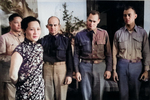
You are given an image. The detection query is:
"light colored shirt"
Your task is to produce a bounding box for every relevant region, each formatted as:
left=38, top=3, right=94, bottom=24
left=113, top=25, right=150, bottom=71
left=0, top=32, right=24, bottom=62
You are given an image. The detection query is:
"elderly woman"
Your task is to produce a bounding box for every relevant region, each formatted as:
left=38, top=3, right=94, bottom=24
left=9, top=16, right=44, bottom=100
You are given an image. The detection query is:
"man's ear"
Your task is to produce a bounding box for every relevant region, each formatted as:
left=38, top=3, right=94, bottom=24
left=135, top=14, right=137, bottom=19
left=98, top=19, right=100, bottom=24
left=9, top=22, right=11, bottom=26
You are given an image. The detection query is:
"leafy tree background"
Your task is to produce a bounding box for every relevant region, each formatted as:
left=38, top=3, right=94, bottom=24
left=61, top=2, right=86, bottom=38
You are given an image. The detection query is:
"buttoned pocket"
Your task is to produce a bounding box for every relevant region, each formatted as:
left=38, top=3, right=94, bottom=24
left=7, top=43, right=17, bottom=55
left=97, top=40, right=105, bottom=52
left=56, top=47, right=66, bottom=60
left=132, top=36, right=142, bottom=50
left=80, top=41, right=91, bottom=53
left=118, top=38, right=127, bottom=54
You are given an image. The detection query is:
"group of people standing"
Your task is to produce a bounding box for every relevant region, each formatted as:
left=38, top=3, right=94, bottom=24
left=0, top=5, right=149, bottom=100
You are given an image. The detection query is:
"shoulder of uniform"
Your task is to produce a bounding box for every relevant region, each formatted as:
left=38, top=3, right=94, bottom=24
left=97, top=28, right=108, bottom=34
left=60, top=34, right=69, bottom=40
left=97, top=28, right=104, bottom=31
left=97, top=28, right=107, bottom=33
left=77, top=29, right=86, bottom=34
left=137, top=26, right=143, bottom=29
left=0, top=33, right=10, bottom=39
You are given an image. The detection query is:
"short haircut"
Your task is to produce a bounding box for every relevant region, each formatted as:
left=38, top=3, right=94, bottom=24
left=21, top=16, right=40, bottom=31
left=124, top=6, right=137, bottom=14
left=88, top=10, right=100, bottom=19
left=47, top=16, right=60, bottom=25
left=9, top=13, right=22, bottom=22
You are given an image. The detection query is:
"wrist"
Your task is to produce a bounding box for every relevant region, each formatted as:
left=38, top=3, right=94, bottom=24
left=112, top=69, right=116, bottom=72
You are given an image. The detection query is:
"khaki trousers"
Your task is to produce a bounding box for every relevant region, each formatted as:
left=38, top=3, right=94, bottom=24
left=0, top=61, right=15, bottom=100
left=44, top=62, right=68, bottom=100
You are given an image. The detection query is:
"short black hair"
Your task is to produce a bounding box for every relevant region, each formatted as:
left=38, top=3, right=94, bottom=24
left=88, top=10, right=100, bottom=19
left=124, top=6, right=137, bottom=14
left=9, top=13, right=22, bottom=22
left=21, top=16, right=40, bottom=31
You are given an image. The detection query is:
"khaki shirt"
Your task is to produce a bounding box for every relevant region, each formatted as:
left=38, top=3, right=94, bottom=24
left=113, top=25, right=150, bottom=71
left=0, top=32, right=24, bottom=62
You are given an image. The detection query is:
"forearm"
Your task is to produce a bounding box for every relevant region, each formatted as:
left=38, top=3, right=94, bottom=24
left=105, top=35, right=112, bottom=71
left=10, top=75, right=18, bottom=85
left=112, top=41, right=118, bottom=71
left=9, top=52, right=22, bottom=85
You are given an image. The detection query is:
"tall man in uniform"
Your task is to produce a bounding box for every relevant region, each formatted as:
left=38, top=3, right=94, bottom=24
left=113, top=6, right=149, bottom=100
left=0, top=13, right=24, bottom=100
left=74, top=10, right=112, bottom=100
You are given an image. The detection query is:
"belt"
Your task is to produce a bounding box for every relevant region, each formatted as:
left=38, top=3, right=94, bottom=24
left=46, top=61, right=65, bottom=65
left=81, top=59, right=104, bottom=64
left=119, top=58, right=141, bottom=63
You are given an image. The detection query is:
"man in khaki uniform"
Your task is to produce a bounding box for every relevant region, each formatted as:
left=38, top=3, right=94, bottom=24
left=113, top=6, right=149, bottom=100
left=0, top=13, right=24, bottom=100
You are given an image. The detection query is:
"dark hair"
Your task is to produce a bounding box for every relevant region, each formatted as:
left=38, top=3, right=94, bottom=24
left=88, top=10, right=100, bottom=19
left=9, top=13, right=22, bottom=22
left=124, top=6, right=136, bottom=14
left=47, top=16, right=60, bottom=25
left=21, top=16, right=40, bottom=31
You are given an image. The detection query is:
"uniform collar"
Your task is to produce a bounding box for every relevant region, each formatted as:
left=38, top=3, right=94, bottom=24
left=124, top=25, right=138, bottom=32
left=9, top=31, right=22, bottom=37
left=86, top=28, right=97, bottom=34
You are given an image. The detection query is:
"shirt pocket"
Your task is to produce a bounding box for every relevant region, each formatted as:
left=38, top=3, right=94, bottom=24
left=80, top=41, right=91, bottom=53
left=132, top=36, right=142, bottom=50
left=96, top=39, right=105, bottom=52
left=7, top=43, right=16, bottom=55
left=56, top=46, right=66, bottom=60
left=118, top=37, right=127, bottom=54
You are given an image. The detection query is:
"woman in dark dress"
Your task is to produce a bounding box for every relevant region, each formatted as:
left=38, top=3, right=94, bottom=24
left=9, top=16, right=44, bottom=100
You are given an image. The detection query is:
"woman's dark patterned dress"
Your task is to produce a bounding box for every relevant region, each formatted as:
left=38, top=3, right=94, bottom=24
left=14, top=38, right=44, bottom=100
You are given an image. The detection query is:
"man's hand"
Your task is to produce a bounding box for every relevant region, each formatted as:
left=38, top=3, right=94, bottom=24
left=65, top=76, right=72, bottom=85
left=104, top=71, right=111, bottom=79
left=140, top=71, right=148, bottom=82
left=76, top=72, right=82, bottom=82
left=113, top=71, right=119, bottom=82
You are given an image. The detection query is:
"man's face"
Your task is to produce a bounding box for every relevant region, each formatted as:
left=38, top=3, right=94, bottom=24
left=9, top=17, right=22, bottom=32
left=86, top=14, right=100, bottom=30
left=123, top=8, right=137, bottom=25
left=47, top=17, right=60, bottom=36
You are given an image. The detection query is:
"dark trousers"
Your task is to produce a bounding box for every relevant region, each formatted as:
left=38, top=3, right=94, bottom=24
left=117, top=59, right=143, bottom=100
left=79, top=61, right=106, bottom=100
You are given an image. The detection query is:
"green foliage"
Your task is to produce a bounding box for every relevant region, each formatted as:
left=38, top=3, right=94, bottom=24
left=61, top=2, right=86, bottom=36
